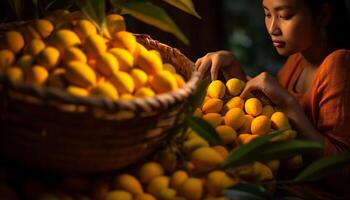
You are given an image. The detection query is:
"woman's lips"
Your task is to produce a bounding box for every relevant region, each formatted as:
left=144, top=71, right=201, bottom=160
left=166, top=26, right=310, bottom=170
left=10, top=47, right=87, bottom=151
left=273, top=40, right=286, bottom=48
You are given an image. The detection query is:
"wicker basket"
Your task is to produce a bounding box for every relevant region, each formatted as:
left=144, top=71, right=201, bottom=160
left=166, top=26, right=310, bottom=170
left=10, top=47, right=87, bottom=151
left=0, top=33, right=200, bottom=173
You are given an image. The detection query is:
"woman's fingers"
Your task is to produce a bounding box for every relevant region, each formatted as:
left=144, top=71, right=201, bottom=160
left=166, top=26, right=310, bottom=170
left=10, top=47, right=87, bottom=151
left=195, top=58, right=202, bottom=70
left=210, top=55, right=223, bottom=80
left=196, top=59, right=212, bottom=79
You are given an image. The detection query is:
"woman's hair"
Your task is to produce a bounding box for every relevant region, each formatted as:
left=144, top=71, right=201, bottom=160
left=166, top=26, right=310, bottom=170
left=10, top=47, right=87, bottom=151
left=305, top=0, right=350, bottom=50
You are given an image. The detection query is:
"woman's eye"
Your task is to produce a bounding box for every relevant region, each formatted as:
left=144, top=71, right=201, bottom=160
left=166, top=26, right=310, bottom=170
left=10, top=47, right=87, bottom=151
left=265, top=13, right=271, bottom=18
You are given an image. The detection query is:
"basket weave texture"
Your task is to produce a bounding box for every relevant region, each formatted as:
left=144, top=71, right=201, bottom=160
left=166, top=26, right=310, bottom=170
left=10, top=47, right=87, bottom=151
left=0, top=32, right=200, bottom=172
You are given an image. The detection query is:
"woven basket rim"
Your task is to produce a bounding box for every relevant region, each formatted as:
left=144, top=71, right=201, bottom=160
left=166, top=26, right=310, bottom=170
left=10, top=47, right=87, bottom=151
left=0, top=31, right=200, bottom=112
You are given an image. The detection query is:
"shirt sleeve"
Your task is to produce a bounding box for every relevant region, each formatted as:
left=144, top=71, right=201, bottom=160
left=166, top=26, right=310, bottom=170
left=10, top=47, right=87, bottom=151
left=316, top=50, right=350, bottom=155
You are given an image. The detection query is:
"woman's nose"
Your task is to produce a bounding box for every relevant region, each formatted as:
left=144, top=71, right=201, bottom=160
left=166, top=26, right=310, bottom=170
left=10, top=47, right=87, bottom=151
left=269, top=18, right=282, bottom=36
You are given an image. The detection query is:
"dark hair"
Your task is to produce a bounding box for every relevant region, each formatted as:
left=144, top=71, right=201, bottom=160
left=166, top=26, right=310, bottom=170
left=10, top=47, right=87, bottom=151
left=305, top=0, right=350, bottom=50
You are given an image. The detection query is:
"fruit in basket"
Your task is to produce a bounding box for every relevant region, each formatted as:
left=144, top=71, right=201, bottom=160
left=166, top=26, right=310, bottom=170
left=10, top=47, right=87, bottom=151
left=179, top=177, right=203, bottom=200
left=32, top=19, right=54, bottom=39
left=6, top=67, right=24, bottom=82
left=4, top=31, right=25, bottom=54
left=37, top=47, right=60, bottom=69
left=207, top=80, right=226, bottom=99
left=105, top=190, right=133, bottom=200
left=25, top=39, right=46, bottom=56
left=73, top=19, right=97, bottom=42
left=27, top=65, right=49, bottom=85
left=50, top=29, right=81, bottom=53
left=115, top=174, right=143, bottom=195
left=62, top=47, right=87, bottom=64
left=65, top=61, right=96, bottom=87
left=0, top=49, right=15, bottom=70
left=244, top=98, right=263, bottom=117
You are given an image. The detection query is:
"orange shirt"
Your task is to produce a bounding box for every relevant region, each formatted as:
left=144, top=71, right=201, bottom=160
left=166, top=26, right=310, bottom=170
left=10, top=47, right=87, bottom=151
left=277, top=49, right=350, bottom=155
left=277, top=49, right=350, bottom=195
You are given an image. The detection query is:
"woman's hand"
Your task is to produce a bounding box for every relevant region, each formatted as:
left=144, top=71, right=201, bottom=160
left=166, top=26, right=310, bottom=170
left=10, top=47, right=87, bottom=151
left=240, top=72, right=296, bottom=110
left=195, top=50, right=246, bottom=81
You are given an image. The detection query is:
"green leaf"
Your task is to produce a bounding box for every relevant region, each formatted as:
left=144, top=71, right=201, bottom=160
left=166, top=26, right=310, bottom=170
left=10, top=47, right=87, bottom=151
left=8, top=0, right=23, bottom=20
left=224, top=182, right=270, bottom=200
left=186, top=76, right=210, bottom=114
left=74, top=0, right=107, bottom=33
left=163, top=0, right=201, bottom=19
left=220, top=128, right=287, bottom=169
left=294, top=151, right=350, bottom=182
left=236, top=140, right=323, bottom=165
left=186, top=116, right=221, bottom=145
left=112, top=0, right=189, bottom=44
left=45, top=0, right=74, bottom=10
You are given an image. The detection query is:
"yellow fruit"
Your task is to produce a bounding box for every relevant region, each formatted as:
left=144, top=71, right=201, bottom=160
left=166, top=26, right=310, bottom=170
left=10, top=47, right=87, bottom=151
left=115, top=174, right=143, bottom=195
left=215, top=125, right=237, bottom=145
left=202, top=113, right=223, bottom=127
left=264, top=160, right=280, bottom=173
left=50, top=29, right=81, bottom=53
left=109, top=48, right=134, bottom=71
left=16, top=54, right=33, bottom=73
left=224, top=108, right=245, bottom=130
left=245, top=98, right=263, bottom=117
left=193, top=108, right=203, bottom=118
left=251, top=115, right=271, bottom=135
left=110, top=71, right=135, bottom=94
left=135, top=87, right=155, bottom=97
left=4, top=31, right=24, bottom=53
left=66, top=85, right=89, bottom=97
left=131, top=68, right=148, bottom=89
left=175, top=74, right=186, bottom=88
left=237, top=133, right=258, bottom=145
left=239, top=115, right=254, bottom=133
left=136, top=47, right=163, bottom=75
left=84, top=34, right=107, bottom=59
left=179, top=178, right=203, bottom=200
left=48, top=68, right=66, bottom=89
left=146, top=176, right=169, bottom=197
left=27, top=65, right=48, bottom=85
left=135, top=193, right=156, bottom=200
left=206, top=171, right=238, bottom=196
left=287, top=129, right=297, bottom=139
left=25, top=39, right=45, bottom=56
left=226, top=78, right=245, bottom=96
left=170, top=171, right=188, bottom=191
left=254, top=162, right=274, bottom=181
left=261, top=105, right=275, bottom=118
left=183, top=137, right=209, bottom=153
left=224, top=96, right=244, bottom=111
left=186, top=129, right=199, bottom=140
left=0, top=49, right=15, bottom=70
left=234, top=163, right=255, bottom=180
left=65, top=61, right=96, bottom=87
left=6, top=67, right=24, bottom=82
left=270, top=111, right=290, bottom=129
left=158, top=188, right=177, bottom=200
left=163, top=63, right=176, bottom=73
left=190, top=147, right=224, bottom=169
left=212, top=145, right=229, bottom=159
left=285, top=155, right=303, bottom=170
left=73, top=19, right=97, bottom=42
left=207, top=80, right=225, bottom=99
left=149, top=49, right=161, bottom=58
left=202, top=98, right=223, bottom=114
left=95, top=52, right=119, bottom=77
left=33, top=19, right=54, bottom=38
left=106, top=190, right=132, bottom=200
left=91, top=81, right=119, bottom=100
left=111, top=31, right=137, bottom=54
left=37, top=47, right=60, bottom=70
left=106, top=14, right=126, bottom=36
left=139, top=162, right=164, bottom=184
left=150, top=70, right=178, bottom=93
left=62, top=47, right=87, bottom=64
left=120, top=93, right=133, bottom=100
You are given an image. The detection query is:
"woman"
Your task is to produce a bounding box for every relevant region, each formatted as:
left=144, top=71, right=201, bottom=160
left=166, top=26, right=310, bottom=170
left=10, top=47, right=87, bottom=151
left=196, top=0, right=350, bottom=197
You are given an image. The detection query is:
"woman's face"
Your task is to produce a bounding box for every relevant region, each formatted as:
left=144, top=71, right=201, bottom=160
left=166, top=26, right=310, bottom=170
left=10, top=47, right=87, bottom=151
left=263, top=0, right=320, bottom=56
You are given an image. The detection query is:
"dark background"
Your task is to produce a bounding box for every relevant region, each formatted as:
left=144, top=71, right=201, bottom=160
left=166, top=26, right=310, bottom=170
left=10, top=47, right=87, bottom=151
left=1, top=0, right=350, bottom=76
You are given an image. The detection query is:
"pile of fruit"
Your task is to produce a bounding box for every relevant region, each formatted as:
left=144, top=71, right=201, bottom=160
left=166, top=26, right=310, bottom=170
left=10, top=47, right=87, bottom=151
left=0, top=10, right=186, bottom=104
left=0, top=77, right=303, bottom=200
